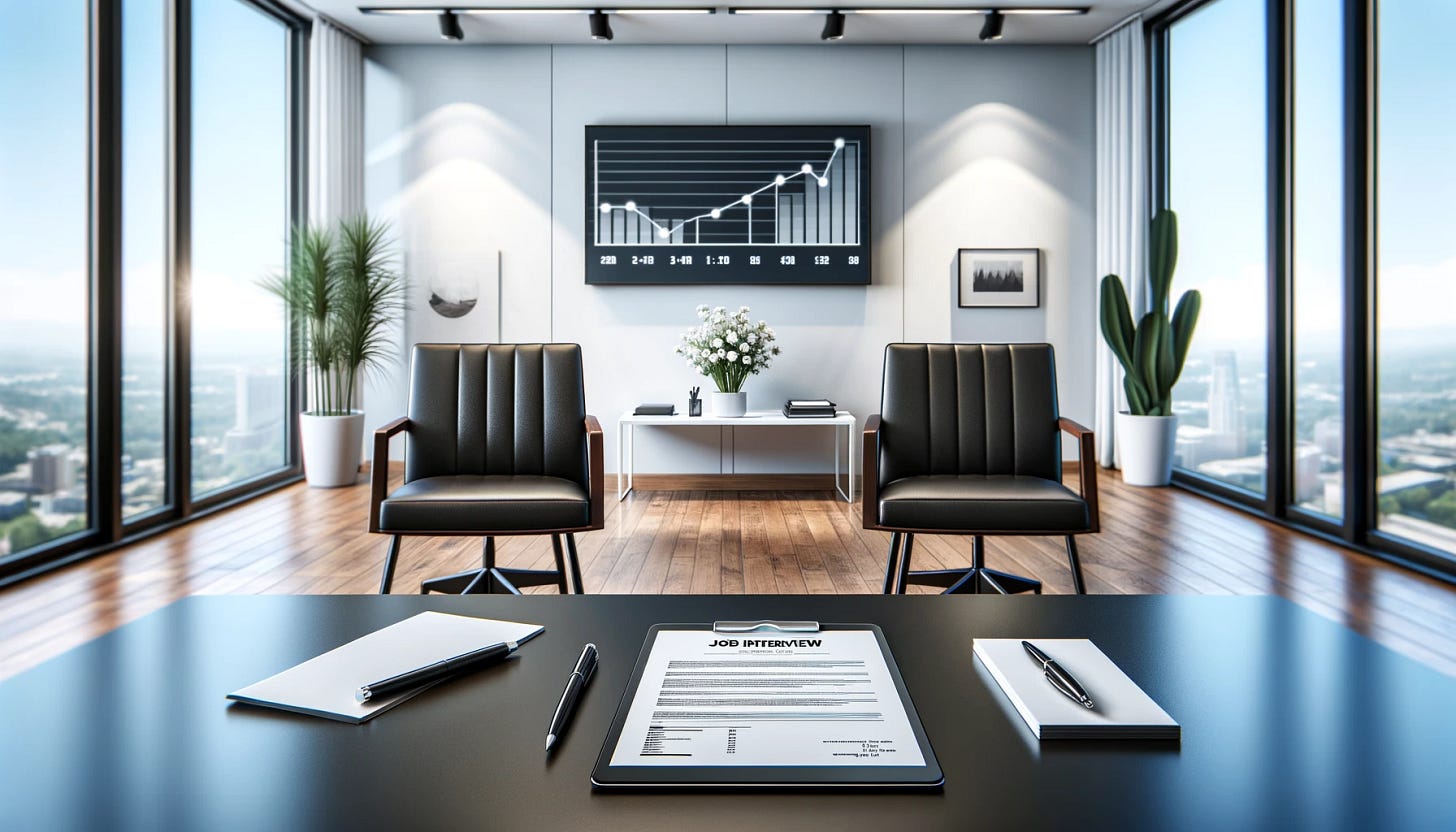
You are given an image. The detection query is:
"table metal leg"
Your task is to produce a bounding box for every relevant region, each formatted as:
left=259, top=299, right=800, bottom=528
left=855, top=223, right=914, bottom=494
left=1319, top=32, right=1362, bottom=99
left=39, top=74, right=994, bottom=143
left=617, top=420, right=625, bottom=500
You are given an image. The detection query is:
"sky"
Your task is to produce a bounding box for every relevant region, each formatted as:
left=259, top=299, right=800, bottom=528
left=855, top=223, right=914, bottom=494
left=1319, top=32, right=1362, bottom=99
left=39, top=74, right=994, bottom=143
left=1168, top=0, right=1456, bottom=349
left=0, top=0, right=289, bottom=359
left=1, top=0, right=1452, bottom=355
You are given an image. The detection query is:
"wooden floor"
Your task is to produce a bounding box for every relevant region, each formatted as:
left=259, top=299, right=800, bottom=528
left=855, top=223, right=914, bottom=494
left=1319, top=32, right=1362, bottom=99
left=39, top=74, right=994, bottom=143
left=3, top=470, right=1455, bottom=682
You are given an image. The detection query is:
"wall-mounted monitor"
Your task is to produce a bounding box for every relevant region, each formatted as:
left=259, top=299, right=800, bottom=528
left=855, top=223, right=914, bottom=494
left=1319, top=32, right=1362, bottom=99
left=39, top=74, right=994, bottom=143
left=585, top=124, right=871, bottom=285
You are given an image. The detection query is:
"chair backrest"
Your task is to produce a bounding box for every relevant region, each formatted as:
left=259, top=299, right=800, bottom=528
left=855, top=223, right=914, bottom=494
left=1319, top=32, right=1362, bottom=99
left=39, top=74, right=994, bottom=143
left=405, top=344, right=587, bottom=487
left=878, top=343, right=1061, bottom=485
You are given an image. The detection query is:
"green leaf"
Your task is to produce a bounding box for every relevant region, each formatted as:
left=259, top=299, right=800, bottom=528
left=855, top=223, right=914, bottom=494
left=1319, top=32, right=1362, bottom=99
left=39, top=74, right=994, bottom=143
left=1099, top=274, right=1137, bottom=372
left=1170, top=288, right=1202, bottom=380
left=1149, top=209, right=1178, bottom=313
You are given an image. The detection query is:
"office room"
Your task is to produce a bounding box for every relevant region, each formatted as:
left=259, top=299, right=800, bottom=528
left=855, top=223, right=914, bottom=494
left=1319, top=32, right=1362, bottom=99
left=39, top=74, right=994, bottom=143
left=1, top=0, right=1453, bottom=828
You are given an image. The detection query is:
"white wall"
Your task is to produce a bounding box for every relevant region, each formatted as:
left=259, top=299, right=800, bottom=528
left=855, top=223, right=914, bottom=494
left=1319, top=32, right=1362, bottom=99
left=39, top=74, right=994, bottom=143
left=364, top=44, right=1095, bottom=472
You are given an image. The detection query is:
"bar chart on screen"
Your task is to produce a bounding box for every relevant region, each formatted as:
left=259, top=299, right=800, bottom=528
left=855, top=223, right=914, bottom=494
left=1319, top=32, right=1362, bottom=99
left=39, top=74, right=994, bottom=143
left=585, top=125, right=871, bottom=285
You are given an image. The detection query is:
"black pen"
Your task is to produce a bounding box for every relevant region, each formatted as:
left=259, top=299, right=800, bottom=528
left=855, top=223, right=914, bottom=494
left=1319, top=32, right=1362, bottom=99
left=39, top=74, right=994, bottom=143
left=546, top=643, right=598, bottom=752
left=356, top=640, right=518, bottom=703
left=1022, top=641, right=1095, bottom=709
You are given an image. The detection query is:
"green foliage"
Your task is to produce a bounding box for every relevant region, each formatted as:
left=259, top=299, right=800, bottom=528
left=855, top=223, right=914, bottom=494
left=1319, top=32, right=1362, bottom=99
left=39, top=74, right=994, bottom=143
left=259, top=216, right=407, bottom=416
left=1426, top=490, right=1456, bottom=529
left=1396, top=486, right=1432, bottom=515
left=1379, top=495, right=1401, bottom=516
left=1099, top=209, right=1203, bottom=416
left=0, top=418, right=63, bottom=473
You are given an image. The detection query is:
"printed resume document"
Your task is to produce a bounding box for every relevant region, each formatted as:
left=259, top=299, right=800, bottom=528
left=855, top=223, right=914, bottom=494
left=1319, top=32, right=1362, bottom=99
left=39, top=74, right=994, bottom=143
left=608, top=629, right=925, bottom=767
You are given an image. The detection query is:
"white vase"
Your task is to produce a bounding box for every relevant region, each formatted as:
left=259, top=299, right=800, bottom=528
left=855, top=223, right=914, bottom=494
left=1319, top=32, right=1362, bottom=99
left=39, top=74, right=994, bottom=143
left=299, top=410, right=366, bottom=488
left=1116, top=412, right=1179, bottom=487
left=711, top=391, right=748, bottom=418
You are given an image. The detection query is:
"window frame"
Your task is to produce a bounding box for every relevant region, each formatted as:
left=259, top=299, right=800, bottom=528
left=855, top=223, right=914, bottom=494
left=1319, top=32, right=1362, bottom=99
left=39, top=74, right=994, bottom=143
left=1150, top=0, right=1456, bottom=582
left=0, top=0, right=308, bottom=588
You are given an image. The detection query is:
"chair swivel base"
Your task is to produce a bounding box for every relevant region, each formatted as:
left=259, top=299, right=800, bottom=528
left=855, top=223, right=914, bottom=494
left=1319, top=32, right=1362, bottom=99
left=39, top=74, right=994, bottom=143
left=421, top=566, right=563, bottom=596
left=906, top=567, right=1042, bottom=595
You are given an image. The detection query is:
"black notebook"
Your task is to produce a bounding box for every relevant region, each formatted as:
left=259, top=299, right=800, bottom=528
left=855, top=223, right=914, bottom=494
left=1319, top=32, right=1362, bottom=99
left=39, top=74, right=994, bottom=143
left=633, top=403, right=676, bottom=416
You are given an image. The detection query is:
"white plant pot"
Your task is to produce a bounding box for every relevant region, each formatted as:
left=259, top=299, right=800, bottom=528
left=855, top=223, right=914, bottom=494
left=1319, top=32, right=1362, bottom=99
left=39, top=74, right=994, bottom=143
left=1116, top=412, right=1179, bottom=487
left=299, top=410, right=366, bottom=488
left=711, top=391, right=748, bottom=418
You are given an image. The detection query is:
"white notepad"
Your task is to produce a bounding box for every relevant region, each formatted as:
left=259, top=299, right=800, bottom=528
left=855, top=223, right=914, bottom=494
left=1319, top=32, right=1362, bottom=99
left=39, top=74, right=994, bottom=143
left=228, top=612, right=544, bottom=724
left=973, top=639, right=1179, bottom=740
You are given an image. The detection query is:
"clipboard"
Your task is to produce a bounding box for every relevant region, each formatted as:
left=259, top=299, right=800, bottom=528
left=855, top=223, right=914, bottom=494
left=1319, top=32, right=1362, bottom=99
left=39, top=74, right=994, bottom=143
left=591, top=620, right=943, bottom=789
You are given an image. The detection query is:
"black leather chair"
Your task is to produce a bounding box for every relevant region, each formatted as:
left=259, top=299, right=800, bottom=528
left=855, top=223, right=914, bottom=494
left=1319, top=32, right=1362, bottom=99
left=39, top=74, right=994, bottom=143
left=369, top=344, right=604, bottom=595
left=862, top=343, right=1099, bottom=595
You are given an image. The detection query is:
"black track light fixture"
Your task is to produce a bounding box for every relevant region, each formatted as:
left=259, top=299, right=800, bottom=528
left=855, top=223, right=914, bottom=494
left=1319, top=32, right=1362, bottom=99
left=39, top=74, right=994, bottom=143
left=821, top=10, right=845, bottom=40
left=978, top=9, right=1004, bottom=41
left=589, top=9, right=613, bottom=40
left=438, top=9, right=464, bottom=40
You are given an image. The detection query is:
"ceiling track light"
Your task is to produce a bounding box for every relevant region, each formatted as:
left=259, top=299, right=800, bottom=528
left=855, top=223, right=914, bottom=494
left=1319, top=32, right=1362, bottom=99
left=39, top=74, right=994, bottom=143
left=438, top=9, right=463, bottom=40
left=590, top=9, right=614, bottom=39
left=820, top=9, right=845, bottom=40
left=979, top=9, right=1004, bottom=40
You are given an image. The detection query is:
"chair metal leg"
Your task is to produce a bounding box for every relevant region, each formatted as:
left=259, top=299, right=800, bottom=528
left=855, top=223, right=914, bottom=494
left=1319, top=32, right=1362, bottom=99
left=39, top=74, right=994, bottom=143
left=379, top=535, right=401, bottom=595
left=483, top=537, right=496, bottom=569
left=882, top=532, right=902, bottom=595
left=1065, top=535, right=1087, bottom=595
left=565, top=533, right=585, bottom=594
left=972, top=535, right=986, bottom=569
left=896, top=534, right=915, bottom=594
left=550, top=535, right=569, bottom=594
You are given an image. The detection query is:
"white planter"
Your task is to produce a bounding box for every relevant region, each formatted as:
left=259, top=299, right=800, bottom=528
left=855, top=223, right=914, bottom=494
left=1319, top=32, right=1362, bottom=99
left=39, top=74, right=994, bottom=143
left=711, top=391, right=748, bottom=418
left=1116, top=412, right=1179, bottom=487
left=299, top=410, right=366, bottom=488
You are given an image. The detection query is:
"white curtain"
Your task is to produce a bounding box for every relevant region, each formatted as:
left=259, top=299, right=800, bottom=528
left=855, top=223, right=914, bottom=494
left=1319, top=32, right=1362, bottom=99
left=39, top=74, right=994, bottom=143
left=308, top=18, right=364, bottom=225
left=1094, top=17, right=1148, bottom=468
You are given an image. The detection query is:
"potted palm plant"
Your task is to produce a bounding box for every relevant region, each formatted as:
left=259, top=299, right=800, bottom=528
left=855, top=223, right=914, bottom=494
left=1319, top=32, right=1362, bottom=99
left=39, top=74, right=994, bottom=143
left=262, top=216, right=406, bottom=487
left=1099, top=209, right=1202, bottom=486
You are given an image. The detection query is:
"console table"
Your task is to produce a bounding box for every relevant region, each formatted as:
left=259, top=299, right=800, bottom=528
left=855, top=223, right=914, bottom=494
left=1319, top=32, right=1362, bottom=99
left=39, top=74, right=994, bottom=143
left=616, top=409, right=856, bottom=502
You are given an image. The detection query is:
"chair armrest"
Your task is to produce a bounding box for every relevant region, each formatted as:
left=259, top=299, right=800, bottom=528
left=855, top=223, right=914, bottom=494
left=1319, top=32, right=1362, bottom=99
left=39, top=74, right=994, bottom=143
left=1058, top=417, right=1099, bottom=533
left=369, top=417, right=411, bottom=533
left=585, top=415, right=605, bottom=530
left=862, top=414, right=882, bottom=530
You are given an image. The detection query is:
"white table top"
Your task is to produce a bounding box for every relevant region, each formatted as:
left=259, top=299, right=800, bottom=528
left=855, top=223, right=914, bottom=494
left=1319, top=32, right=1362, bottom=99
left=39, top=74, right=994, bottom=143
left=619, top=409, right=855, bottom=426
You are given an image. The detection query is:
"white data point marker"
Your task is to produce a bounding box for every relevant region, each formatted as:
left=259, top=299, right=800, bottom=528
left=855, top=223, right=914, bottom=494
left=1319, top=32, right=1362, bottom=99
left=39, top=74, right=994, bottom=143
left=624, top=200, right=637, bottom=211
left=741, top=195, right=753, bottom=205
left=710, top=208, right=722, bottom=219
left=834, top=137, right=845, bottom=148
left=817, top=177, right=828, bottom=187
left=774, top=175, right=786, bottom=186
left=658, top=228, right=670, bottom=238
left=800, top=163, right=813, bottom=174
left=599, top=203, right=611, bottom=213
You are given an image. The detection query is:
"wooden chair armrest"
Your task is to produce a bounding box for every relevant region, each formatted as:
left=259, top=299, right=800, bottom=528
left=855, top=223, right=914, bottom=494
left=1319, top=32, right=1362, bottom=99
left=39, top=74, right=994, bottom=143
left=585, top=415, right=604, bottom=530
left=1058, top=417, right=1099, bottom=533
left=862, top=414, right=882, bottom=530
left=369, top=417, right=411, bottom=533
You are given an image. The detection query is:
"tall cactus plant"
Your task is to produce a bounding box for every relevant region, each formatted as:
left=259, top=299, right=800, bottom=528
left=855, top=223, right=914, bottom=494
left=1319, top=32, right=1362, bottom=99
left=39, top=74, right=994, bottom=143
left=1099, top=209, right=1202, bottom=417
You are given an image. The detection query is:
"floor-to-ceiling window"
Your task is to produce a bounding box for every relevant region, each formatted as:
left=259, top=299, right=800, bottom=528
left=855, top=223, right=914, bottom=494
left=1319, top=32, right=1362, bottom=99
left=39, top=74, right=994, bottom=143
left=1164, top=0, right=1270, bottom=496
left=1155, top=0, right=1456, bottom=573
left=189, top=0, right=291, bottom=497
left=0, top=2, right=91, bottom=557
left=1291, top=0, right=1345, bottom=519
left=0, top=0, right=304, bottom=582
left=1374, top=0, right=1456, bottom=554
left=123, top=0, right=169, bottom=519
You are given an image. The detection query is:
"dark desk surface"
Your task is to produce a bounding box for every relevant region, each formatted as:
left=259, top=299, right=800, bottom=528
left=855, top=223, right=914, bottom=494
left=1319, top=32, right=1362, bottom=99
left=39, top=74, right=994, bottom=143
left=2, top=594, right=1453, bottom=832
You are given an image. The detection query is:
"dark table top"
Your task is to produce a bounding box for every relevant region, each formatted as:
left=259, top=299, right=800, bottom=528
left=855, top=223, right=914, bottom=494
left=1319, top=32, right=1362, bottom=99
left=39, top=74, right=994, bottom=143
left=1, top=594, right=1453, bottom=832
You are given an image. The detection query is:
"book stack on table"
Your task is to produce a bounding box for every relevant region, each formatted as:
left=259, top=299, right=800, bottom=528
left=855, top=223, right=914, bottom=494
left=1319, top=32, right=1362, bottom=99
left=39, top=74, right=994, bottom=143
left=783, top=399, right=836, bottom=418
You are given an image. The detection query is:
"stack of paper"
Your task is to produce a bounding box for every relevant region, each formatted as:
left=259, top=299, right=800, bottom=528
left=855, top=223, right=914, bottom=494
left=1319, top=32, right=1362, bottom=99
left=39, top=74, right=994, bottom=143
left=973, top=639, right=1179, bottom=740
left=228, top=612, right=544, bottom=724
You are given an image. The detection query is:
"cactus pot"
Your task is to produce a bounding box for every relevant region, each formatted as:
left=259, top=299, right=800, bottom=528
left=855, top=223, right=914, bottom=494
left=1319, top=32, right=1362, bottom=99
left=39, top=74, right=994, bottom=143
left=1117, top=412, right=1178, bottom=487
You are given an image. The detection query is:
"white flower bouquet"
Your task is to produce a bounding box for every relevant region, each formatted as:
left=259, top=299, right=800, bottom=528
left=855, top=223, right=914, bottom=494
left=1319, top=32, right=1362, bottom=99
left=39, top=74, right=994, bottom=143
left=673, top=305, right=780, bottom=394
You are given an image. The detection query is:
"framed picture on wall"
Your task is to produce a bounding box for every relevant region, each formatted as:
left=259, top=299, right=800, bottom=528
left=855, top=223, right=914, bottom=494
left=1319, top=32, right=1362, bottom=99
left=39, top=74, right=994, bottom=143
left=957, top=248, right=1040, bottom=308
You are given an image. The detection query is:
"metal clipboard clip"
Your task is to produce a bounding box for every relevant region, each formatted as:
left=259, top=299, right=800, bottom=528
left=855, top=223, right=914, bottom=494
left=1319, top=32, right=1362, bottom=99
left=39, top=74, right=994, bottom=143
left=712, top=620, right=821, bottom=633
